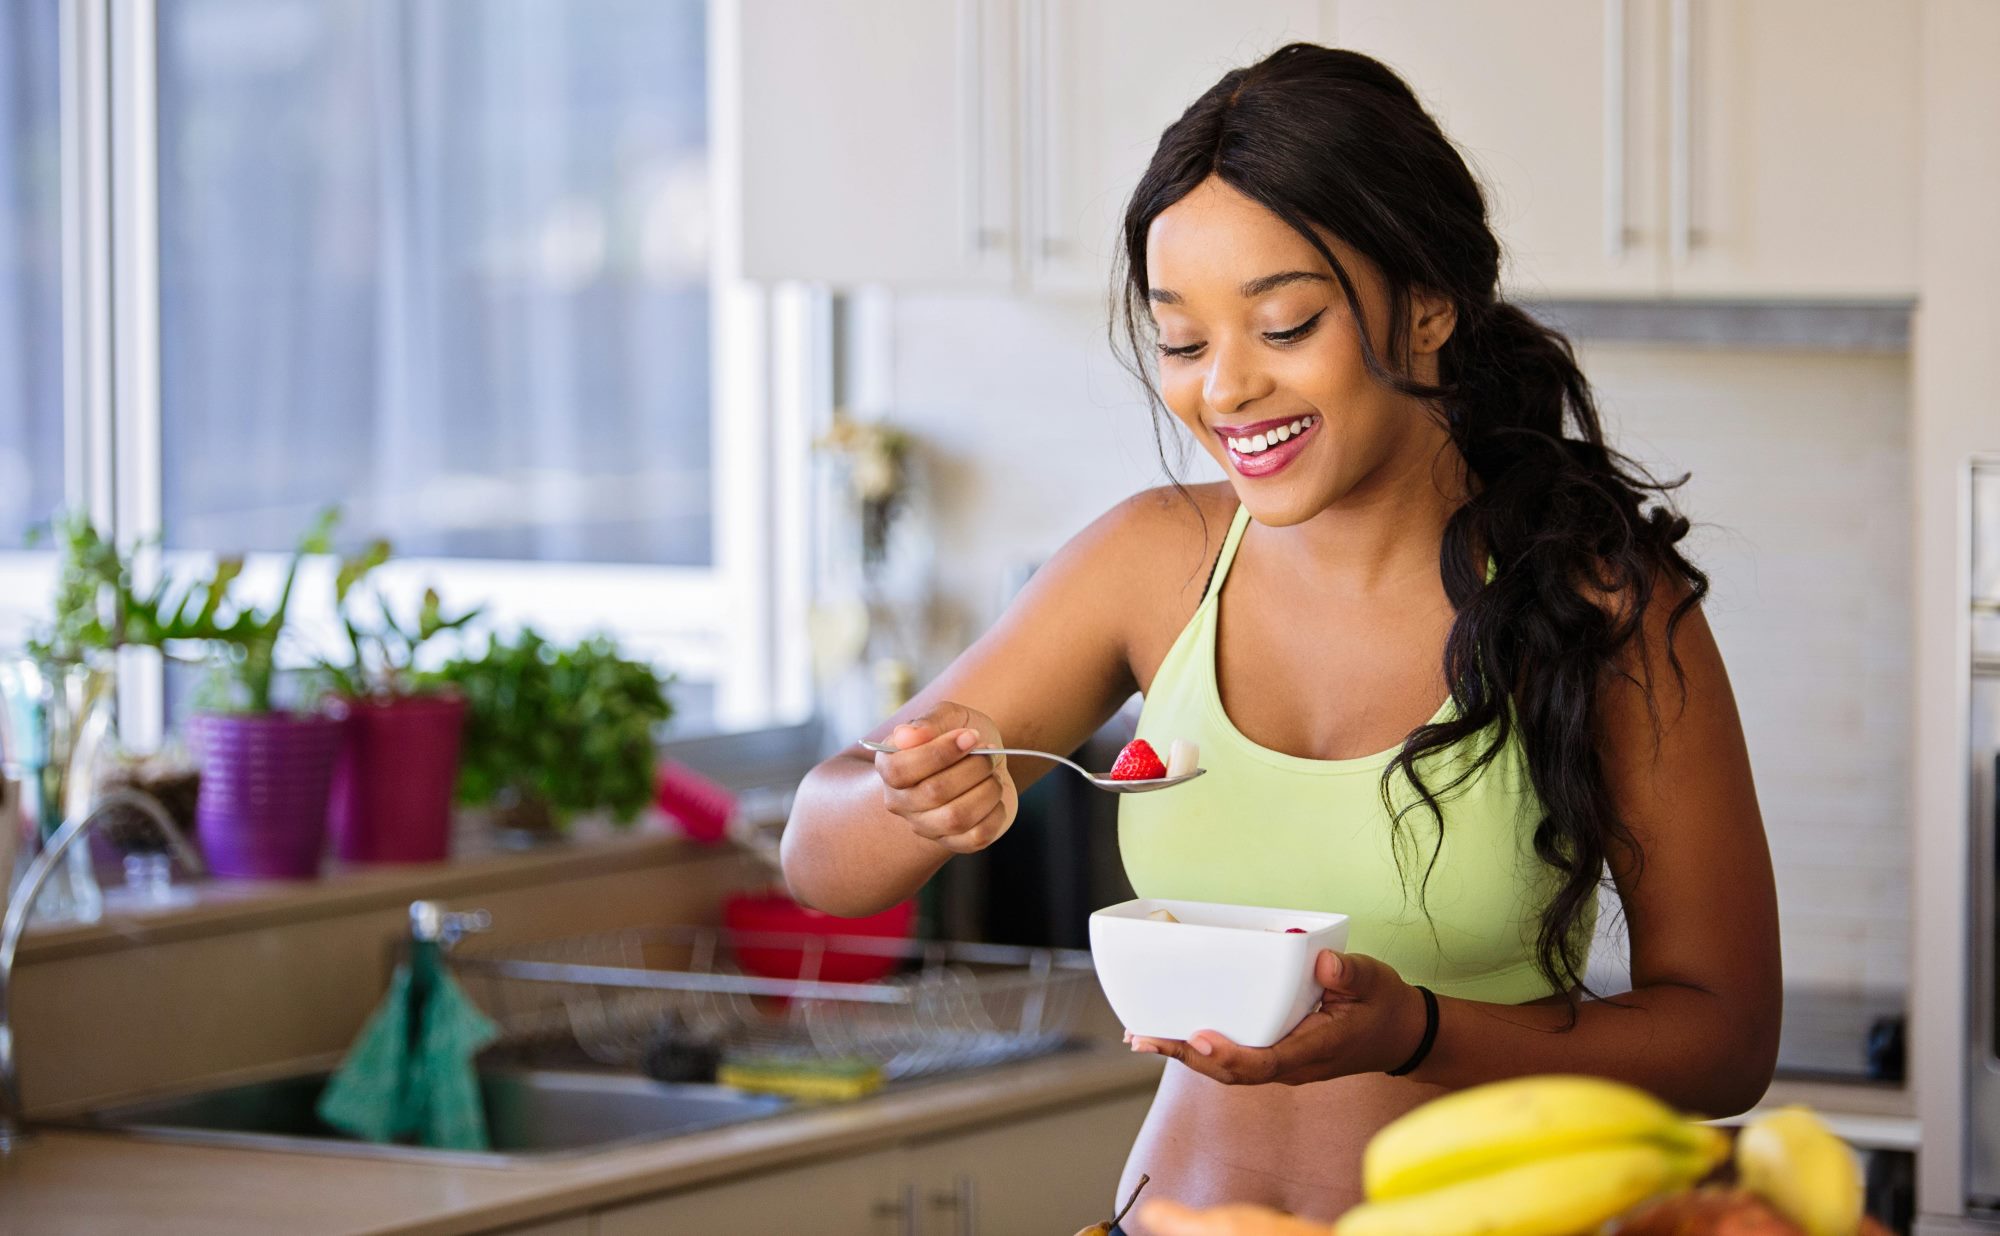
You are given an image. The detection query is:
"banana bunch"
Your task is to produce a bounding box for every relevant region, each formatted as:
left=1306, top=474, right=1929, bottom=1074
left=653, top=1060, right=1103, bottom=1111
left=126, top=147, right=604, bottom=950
left=1336, top=1075, right=1730, bottom=1236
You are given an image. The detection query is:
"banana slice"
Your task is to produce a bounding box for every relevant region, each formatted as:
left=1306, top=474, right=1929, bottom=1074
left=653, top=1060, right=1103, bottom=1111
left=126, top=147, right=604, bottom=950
left=1166, top=738, right=1199, bottom=779
left=1145, top=908, right=1181, bottom=924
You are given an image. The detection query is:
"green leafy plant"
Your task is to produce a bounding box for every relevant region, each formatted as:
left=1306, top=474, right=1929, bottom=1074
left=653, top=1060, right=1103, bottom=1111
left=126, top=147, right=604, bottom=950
left=315, top=539, right=482, bottom=700
left=423, top=629, right=674, bottom=832
left=31, top=507, right=338, bottom=713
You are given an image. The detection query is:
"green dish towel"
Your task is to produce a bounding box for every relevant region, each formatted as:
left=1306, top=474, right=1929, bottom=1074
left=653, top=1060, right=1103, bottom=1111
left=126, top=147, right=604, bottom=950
left=317, top=939, right=499, bottom=1150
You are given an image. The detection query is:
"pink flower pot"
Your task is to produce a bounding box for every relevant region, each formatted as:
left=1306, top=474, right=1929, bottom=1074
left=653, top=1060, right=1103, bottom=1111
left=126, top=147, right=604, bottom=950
left=326, top=693, right=467, bottom=865
left=188, top=711, right=347, bottom=880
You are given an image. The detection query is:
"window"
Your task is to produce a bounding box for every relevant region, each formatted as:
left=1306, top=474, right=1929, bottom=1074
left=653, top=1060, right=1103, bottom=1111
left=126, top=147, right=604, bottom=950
left=156, top=0, right=713, bottom=565
left=0, top=0, right=816, bottom=737
left=0, top=1, right=64, bottom=552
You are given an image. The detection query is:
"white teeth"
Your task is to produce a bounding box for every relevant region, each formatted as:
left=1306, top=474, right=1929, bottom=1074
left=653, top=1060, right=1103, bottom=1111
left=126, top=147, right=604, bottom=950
left=1223, top=419, right=1317, bottom=454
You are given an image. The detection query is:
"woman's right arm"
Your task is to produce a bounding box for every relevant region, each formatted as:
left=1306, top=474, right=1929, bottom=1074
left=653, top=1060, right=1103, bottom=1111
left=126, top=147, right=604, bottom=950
left=779, top=489, right=1208, bottom=917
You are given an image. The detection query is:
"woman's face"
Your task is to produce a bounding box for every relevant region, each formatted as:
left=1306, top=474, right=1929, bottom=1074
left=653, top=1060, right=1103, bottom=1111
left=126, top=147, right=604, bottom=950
left=1144, top=175, right=1453, bottom=528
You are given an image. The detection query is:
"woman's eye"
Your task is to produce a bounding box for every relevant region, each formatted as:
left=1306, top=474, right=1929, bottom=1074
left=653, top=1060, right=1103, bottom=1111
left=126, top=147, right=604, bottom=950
left=1154, top=310, right=1325, bottom=361
left=1264, top=309, right=1325, bottom=343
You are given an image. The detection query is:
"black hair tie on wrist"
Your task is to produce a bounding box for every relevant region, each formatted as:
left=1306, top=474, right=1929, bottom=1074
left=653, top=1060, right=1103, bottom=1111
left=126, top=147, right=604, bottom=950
left=1387, top=985, right=1439, bottom=1078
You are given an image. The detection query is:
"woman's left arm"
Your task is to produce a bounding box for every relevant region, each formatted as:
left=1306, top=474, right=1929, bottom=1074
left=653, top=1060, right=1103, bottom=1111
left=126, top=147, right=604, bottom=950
left=1133, top=593, right=1784, bottom=1119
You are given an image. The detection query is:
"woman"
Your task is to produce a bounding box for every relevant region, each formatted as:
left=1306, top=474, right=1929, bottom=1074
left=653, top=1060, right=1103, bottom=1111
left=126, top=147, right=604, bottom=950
left=781, top=42, right=1780, bottom=1231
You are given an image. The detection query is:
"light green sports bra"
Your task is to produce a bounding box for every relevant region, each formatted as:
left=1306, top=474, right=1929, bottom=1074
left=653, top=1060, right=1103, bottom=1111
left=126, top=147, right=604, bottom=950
left=1118, top=504, right=1592, bottom=1005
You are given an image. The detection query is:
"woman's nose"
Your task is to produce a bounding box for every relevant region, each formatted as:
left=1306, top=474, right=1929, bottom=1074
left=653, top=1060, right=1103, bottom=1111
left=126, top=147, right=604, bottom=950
left=1201, top=336, right=1275, bottom=416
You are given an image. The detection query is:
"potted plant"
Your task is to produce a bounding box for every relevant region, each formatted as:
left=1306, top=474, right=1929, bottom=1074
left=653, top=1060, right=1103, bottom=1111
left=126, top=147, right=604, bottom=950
left=6, top=513, right=127, bottom=921
left=316, top=543, right=481, bottom=865
left=176, top=509, right=349, bottom=880
left=425, top=629, right=673, bottom=845
left=11, top=513, right=214, bottom=916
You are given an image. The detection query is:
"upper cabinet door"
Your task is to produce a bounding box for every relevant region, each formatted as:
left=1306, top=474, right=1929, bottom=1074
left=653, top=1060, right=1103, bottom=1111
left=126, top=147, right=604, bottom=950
left=735, top=0, right=1017, bottom=287
left=1664, top=0, right=1919, bottom=298
left=1326, top=0, right=1669, bottom=300
left=1026, top=0, right=1327, bottom=298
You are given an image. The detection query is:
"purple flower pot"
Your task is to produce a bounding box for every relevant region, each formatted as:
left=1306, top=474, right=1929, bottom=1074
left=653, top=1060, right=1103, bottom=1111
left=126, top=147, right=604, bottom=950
left=188, top=711, right=347, bottom=880
left=326, top=693, right=467, bottom=865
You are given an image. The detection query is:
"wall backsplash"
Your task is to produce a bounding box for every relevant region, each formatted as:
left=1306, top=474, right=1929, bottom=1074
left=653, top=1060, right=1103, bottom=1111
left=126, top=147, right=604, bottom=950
left=886, top=290, right=1912, bottom=997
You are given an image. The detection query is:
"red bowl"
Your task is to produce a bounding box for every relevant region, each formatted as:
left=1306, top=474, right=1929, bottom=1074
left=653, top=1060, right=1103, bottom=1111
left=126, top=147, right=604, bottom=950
left=723, top=891, right=916, bottom=984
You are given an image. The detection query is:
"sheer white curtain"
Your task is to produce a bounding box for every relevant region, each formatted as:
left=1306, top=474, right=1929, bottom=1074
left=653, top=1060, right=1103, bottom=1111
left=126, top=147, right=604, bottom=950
left=156, top=0, right=713, bottom=565
left=0, top=0, right=64, bottom=552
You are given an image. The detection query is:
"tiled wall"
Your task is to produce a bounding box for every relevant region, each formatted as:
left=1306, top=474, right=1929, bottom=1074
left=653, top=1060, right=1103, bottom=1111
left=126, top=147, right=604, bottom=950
left=1584, top=344, right=1913, bottom=997
left=883, top=292, right=1912, bottom=996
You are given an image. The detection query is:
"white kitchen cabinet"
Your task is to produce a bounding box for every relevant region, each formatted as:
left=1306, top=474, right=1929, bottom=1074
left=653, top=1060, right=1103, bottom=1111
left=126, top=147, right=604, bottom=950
left=592, top=1146, right=906, bottom=1235
left=587, top=1089, right=1155, bottom=1235
left=1666, top=0, right=1919, bottom=297
left=1325, top=0, right=1918, bottom=300
left=733, top=0, right=1323, bottom=294
left=1325, top=0, right=1668, bottom=298
left=735, top=0, right=1018, bottom=288
left=899, top=1090, right=1155, bottom=1235
left=1026, top=0, right=1325, bottom=297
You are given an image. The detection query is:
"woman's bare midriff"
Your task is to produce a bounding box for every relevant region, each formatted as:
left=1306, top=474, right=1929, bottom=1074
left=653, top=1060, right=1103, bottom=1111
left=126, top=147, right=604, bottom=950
left=1113, top=1061, right=1447, bottom=1235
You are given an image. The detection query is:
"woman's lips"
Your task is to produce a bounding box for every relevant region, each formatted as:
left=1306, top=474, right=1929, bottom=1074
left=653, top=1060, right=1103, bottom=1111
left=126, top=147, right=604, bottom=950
left=1219, top=414, right=1318, bottom=478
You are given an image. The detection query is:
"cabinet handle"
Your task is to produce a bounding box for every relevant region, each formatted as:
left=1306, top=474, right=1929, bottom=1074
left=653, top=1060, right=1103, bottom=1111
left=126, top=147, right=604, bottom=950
left=957, top=0, right=997, bottom=257
left=928, top=1174, right=978, bottom=1236
left=1602, top=0, right=1628, bottom=260
left=1024, top=0, right=1067, bottom=268
left=1667, top=0, right=1696, bottom=262
left=874, top=1182, right=919, bottom=1236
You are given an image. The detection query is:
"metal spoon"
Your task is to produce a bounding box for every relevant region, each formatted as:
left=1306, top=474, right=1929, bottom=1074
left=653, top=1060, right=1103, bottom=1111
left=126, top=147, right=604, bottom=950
left=859, top=738, right=1206, bottom=794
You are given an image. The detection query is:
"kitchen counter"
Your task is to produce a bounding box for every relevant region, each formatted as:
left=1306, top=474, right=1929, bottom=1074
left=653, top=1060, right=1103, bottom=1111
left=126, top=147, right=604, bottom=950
left=0, top=1043, right=1165, bottom=1236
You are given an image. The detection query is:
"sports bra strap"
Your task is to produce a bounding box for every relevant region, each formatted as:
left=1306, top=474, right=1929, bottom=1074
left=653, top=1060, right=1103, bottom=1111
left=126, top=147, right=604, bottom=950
left=1200, top=505, right=1253, bottom=606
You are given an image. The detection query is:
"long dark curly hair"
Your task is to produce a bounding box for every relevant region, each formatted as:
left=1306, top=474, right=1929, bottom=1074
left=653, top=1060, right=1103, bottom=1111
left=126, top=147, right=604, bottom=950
left=1112, top=43, right=1708, bottom=1009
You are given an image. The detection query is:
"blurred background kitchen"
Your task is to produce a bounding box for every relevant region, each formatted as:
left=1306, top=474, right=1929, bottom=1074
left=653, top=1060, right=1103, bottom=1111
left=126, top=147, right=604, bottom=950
left=0, top=2, right=1992, bottom=1234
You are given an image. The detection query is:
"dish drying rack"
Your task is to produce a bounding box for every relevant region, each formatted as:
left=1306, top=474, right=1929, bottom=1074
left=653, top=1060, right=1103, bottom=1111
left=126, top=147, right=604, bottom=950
left=449, top=926, right=1098, bottom=1082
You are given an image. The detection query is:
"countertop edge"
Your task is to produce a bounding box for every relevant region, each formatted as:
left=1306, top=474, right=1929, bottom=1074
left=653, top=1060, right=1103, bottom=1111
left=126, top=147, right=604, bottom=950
left=375, top=1048, right=1166, bottom=1236
left=15, top=829, right=712, bottom=965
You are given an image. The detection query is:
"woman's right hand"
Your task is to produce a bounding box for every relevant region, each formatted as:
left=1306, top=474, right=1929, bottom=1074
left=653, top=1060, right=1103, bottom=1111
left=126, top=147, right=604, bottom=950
left=871, top=701, right=1018, bottom=855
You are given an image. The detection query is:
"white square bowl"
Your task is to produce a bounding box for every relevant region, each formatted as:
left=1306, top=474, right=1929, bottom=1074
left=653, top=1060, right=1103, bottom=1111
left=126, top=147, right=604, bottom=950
left=1088, top=897, right=1350, bottom=1048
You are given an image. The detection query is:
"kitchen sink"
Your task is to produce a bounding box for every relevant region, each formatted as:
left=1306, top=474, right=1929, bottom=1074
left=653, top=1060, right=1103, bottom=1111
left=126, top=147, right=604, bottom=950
left=64, top=1068, right=792, bottom=1166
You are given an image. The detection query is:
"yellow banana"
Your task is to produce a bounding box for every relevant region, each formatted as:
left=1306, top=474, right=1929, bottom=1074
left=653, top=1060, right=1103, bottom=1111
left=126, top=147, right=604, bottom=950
left=1735, top=1106, right=1864, bottom=1236
left=1362, top=1074, right=1694, bottom=1201
left=1338, top=1139, right=1715, bottom=1236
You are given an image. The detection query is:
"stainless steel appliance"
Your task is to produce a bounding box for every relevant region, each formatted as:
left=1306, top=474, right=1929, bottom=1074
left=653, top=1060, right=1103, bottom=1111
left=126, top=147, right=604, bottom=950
left=1969, top=460, right=2000, bottom=1216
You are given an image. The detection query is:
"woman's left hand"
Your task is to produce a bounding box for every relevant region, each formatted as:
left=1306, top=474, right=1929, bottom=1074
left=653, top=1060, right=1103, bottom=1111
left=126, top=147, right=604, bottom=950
left=1127, top=950, right=1427, bottom=1085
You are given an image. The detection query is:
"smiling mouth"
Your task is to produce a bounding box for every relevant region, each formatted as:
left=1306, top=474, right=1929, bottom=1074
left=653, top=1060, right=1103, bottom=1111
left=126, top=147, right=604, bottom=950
left=1214, top=413, right=1319, bottom=478
left=1217, top=414, right=1317, bottom=456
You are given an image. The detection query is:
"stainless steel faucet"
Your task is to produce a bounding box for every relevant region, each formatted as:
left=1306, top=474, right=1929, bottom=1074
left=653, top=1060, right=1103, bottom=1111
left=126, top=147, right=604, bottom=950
left=0, top=788, right=205, bottom=1153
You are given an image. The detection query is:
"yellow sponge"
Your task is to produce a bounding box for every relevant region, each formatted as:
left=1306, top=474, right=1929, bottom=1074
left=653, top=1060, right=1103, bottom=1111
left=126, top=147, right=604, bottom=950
left=717, top=1057, right=885, bottom=1102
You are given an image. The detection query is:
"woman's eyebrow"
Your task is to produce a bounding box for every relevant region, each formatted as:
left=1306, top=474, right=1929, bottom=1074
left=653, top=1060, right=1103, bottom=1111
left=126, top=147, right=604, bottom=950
left=1148, top=270, right=1332, bottom=305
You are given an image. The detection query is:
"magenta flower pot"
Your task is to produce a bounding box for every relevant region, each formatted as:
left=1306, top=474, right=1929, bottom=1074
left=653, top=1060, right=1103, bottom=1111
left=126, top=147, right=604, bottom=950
left=326, top=693, right=466, bottom=865
left=188, top=711, right=347, bottom=880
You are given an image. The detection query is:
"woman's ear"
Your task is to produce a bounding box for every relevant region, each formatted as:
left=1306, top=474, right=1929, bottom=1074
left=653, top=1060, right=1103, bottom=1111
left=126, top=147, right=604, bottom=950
left=1410, top=289, right=1458, bottom=354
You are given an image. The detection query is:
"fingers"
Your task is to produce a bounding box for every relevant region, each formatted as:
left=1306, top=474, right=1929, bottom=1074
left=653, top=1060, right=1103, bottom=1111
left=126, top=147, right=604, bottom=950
left=869, top=706, right=1014, bottom=853
left=879, top=735, right=994, bottom=812
left=1317, top=949, right=1391, bottom=1001
left=908, top=776, right=1011, bottom=853
left=876, top=722, right=981, bottom=788
left=1132, top=1031, right=1285, bottom=1086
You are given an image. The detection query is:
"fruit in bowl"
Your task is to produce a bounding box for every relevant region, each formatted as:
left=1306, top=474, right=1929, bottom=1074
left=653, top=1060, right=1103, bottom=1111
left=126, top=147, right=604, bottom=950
left=1088, top=897, right=1348, bottom=1047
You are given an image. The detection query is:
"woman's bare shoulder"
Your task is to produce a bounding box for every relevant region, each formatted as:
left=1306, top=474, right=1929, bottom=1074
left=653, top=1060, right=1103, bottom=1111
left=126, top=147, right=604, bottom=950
left=1058, top=481, right=1237, bottom=678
